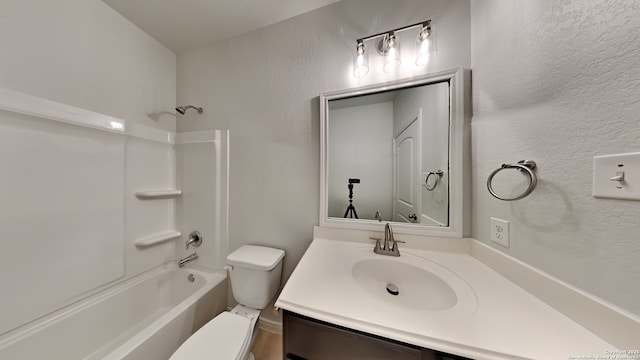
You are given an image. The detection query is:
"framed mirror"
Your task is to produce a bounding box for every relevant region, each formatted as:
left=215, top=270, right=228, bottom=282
left=320, top=68, right=469, bottom=237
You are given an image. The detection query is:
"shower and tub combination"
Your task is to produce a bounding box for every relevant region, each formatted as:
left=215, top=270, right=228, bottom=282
left=0, top=266, right=227, bottom=359
left=0, top=88, right=229, bottom=359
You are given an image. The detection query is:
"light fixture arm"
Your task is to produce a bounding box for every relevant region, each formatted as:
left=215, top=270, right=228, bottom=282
left=355, top=20, right=430, bottom=43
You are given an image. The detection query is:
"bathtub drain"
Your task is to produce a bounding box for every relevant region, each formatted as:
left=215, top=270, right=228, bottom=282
left=187, top=274, right=195, bottom=283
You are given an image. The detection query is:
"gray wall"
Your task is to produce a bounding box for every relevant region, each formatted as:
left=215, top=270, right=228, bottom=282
left=176, top=0, right=640, bottom=317
left=328, top=102, right=393, bottom=220
left=177, top=0, right=471, bottom=285
left=471, top=0, right=640, bottom=315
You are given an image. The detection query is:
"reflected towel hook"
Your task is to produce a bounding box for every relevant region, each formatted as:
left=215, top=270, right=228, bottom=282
left=487, top=160, right=537, bottom=201
left=424, top=170, right=444, bottom=191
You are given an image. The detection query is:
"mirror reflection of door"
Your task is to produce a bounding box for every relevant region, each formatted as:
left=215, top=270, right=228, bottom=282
left=393, top=111, right=421, bottom=223
left=326, top=80, right=450, bottom=226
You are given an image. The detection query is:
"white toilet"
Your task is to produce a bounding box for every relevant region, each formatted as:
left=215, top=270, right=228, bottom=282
left=170, top=245, right=285, bottom=360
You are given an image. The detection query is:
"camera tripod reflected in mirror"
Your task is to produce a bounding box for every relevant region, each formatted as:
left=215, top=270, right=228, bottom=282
left=343, top=178, right=360, bottom=219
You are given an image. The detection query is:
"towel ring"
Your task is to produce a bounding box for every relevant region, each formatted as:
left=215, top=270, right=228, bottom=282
left=487, top=160, right=537, bottom=201
left=424, top=170, right=444, bottom=191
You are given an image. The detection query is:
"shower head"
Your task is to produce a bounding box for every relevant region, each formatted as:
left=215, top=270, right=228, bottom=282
left=175, top=105, right=204, bottom=115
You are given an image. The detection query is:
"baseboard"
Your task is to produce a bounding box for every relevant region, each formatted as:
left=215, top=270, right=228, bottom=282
left=258, top=316, right=282, bottom=334
left=471, top=240, right=640, bottom=349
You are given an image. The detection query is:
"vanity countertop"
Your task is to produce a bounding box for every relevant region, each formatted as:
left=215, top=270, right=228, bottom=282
left=275, top=237, right=617, bottom=360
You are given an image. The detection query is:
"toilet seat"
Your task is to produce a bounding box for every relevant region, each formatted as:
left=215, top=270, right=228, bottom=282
left=169, top=312, right=252, bottom=360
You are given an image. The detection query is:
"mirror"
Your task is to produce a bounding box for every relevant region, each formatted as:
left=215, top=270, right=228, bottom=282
left=328, top=81, right=450, bottom=225
left=320, top=68, right=469, bottom=237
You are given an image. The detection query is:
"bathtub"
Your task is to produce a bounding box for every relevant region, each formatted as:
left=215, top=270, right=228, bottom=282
left=0, top=263, right=227, bottom=360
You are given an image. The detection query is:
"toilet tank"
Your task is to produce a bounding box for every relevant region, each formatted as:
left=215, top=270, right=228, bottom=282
left=226, top=245, right=285, bottom=310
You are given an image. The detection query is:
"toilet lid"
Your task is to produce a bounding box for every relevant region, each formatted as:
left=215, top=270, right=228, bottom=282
left=227, top=245, right=285, bottom=271
left=169, top=312, right=252, bottom=360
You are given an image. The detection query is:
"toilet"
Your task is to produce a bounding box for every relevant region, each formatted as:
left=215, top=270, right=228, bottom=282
left=170, top=245, right=285, bottom=360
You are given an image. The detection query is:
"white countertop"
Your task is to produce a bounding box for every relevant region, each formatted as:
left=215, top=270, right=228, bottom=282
left=275, top=237, right=617, bottom=360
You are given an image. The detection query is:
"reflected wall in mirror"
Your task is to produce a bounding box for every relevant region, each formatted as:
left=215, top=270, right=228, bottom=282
left=320, top=68, right=469, bottom=237
left=327, top=81, right=450, bottom=226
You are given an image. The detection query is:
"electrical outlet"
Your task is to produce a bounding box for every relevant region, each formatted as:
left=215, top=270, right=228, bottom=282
left=490, top=217, right=509, bottom=248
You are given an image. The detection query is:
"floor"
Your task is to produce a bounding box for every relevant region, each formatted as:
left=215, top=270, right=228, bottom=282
left=251, top=328, right=282, bottom=360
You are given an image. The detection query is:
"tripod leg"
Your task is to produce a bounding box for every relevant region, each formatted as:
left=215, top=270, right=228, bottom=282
left=343, top=204, right=359, bottom=219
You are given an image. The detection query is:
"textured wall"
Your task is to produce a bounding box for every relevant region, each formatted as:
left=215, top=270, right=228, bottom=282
left=177, top=0, right=471, bottom=285
left=0, top=0, right=176, bottom=130
left=471, top=0, right=640, bottom=315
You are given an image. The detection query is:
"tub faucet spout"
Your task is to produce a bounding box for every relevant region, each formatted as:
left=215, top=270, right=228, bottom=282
left=178, top=253, right=198, bottom=268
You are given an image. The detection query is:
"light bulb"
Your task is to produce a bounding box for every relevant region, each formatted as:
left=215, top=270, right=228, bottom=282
left=353, top=41, right=369, bottom=78
left=415, top=25, right=435, bottom=66
left=382, top=33, right=400, bottom=73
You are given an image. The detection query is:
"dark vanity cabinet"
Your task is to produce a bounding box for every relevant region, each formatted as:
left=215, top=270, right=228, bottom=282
left=283, top=311, right=471, bottom=360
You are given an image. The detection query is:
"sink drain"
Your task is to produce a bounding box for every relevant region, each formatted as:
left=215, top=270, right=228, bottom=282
left=386, top=283, right=399, bottom=296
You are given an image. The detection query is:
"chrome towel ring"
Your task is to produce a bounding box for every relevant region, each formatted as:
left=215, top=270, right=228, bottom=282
left=424, top=170, right=444, bottom=191
left=487, top=160, right=537, bottom=201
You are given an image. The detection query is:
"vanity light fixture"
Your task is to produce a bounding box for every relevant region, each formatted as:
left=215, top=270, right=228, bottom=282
left=353, top=20, right=434, bottom=78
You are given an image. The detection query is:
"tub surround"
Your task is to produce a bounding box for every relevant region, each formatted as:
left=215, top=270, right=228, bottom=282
left=0, top=263, right=227, bottom=360
left=0, top=82, right=231, bottom=360
left=276, top=227, right=638, bottom=359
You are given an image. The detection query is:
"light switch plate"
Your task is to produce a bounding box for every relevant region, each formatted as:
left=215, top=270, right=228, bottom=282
left=490, top=217, right=509, bottom=248
left=593, top=152, right=640, bottom=200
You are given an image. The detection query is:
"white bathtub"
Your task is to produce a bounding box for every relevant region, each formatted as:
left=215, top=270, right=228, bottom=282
left=0, top=263, right=227, bottom=360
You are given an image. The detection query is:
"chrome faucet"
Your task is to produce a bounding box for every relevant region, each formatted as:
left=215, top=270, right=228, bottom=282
left=369, top=223, right=404, bottom=257
left=178, top=253, right=198, bottom=268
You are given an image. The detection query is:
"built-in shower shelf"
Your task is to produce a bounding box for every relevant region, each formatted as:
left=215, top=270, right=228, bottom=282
left=134, top=231, right=181, bottom=248
left=134, top=190, right=182, bottom=199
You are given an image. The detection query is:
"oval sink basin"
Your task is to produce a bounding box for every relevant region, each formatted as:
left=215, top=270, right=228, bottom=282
left=344, top=247, right=477, bottom=314
left=352, top=258, right=457, bottom=311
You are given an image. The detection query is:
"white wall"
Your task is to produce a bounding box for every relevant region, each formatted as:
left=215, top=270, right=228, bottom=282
left=175, top=131, right=230, bottom=271
left=471, top=0, right=640, bottom=315
left=328, top=102, right=393, bottom=220
left=177, top=0, right=471, bottom=286
left=125, top=137, right=179, bottom=276
left=0, top=112, right=126, bottom=335
left=176, top=142, right=219, bottom=268
left=0, top=0, right=176, bottom=131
